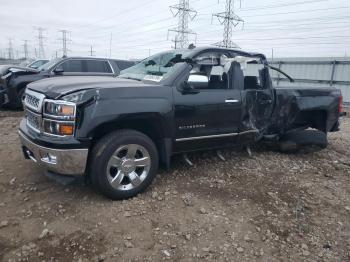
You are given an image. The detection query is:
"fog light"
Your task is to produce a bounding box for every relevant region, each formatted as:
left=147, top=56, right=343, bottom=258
left=59, top=124, right=74, bottom=136
left=41, top=153, right=57, bottom=165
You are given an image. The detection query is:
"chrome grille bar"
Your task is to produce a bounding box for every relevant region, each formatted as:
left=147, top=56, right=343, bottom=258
left=24, top=89, right=45, bottom=113
left=24, top=89, right=45, bottom=133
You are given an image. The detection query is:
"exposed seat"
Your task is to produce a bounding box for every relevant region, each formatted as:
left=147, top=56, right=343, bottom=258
left=244, top=76, right=260, bottom=90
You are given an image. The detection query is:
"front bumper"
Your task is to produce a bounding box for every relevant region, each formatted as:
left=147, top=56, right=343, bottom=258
left=0, top=86, right=9, bottom=106
left=19, top=130, right=89, bottom=176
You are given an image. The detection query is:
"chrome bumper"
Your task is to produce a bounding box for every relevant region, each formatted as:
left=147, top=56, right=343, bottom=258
left=19, top=131, right=89, bottom=176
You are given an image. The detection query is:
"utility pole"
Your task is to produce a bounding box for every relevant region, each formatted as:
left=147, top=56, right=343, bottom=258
left=89, top=45, right=96, bottom=57
left=7, top=38, right=14, bottom=60
left=34, top=27, right=46, bottom=58
left=271, top=48, right=274, bottom=61
left=167, top=0, right=197, bottom=49
left=212, top=0, right=244, bottom=48
left=23, top=40, right=29, bottom=60
left=58, top=29, right=71, bottom=57
left=109, top=33, right=112, bottom=58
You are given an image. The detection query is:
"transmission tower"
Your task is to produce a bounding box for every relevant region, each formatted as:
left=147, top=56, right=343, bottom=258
left=58, top=29, right=71, bottom=57
left=7, top=38, right=14, bottom=60
left=167, top=0, right=197, bottom=49
left=212, top=0, right=244, bottom=48
left=34, top=27, right=46, bottom=58
left=22, top=40, right=29, bottom=59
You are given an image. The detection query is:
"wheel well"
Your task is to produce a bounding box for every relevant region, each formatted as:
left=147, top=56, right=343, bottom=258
left=90, top=118, right=165, bottom=157
left=295, top=110, right=327, bottom=132
left=17, top=82, right=28, bottom=92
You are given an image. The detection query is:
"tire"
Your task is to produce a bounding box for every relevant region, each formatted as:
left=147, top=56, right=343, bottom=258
left=11, top=88, right=26, bottom=110
left=89, top=129, right=159, bottom=200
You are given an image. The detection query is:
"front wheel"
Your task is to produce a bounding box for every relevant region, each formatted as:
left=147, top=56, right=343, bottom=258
left=90, top=130, right=159, bottom=200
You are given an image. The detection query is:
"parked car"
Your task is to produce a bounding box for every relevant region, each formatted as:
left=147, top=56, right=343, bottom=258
left=0, top=57, right=135, bottom=109
left=18, top=46, right=343, bottom=200
left=19, top=59, right=35, bottom=67
left=0, top=65, right=39, bottom=107
left=27, top=59, right=50, bottom=69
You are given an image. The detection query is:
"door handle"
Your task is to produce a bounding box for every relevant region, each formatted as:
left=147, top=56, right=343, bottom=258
left=260, top=99, right=272, bottom=105
left=225, top=99, right=239, bottom=103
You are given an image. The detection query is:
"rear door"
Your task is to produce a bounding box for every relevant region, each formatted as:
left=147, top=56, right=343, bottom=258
left=240, top=62, right=274, bottom=132
left=84, top=59, right=115, bottom=76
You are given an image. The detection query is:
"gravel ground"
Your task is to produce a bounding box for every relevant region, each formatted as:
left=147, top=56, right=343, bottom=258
left=0, top=109, right=350, bottom=262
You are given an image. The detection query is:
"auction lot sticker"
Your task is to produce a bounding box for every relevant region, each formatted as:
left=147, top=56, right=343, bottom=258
left=143, top=75, right=163, bottom=82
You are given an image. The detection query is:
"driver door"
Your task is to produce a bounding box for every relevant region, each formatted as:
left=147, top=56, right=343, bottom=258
left=173, top=53, right=242, bottom=153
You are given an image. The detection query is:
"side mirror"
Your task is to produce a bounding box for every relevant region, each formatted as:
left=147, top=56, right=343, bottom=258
left=187, top=74, right=209, bottom=90
left=53, top=67, right=64, bottom=74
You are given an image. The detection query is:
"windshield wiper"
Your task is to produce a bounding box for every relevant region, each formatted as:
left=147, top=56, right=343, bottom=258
left=119, top=76, right=142, bottom=81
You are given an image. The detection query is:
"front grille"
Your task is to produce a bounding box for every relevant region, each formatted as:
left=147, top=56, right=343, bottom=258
left=24, top=90, right=45, bottom=132
left=24, top=89, right=45, bottom=113
left=25, top=94, right=40, bottom=109
left=26, top=110, right=42, bottom=133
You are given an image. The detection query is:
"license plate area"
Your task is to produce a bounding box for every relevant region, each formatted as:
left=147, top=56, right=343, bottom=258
left=26, top=110, right=42, bottom=133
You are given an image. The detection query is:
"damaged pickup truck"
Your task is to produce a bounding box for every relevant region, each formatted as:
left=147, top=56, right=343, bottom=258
left=18, top=46, right=343, bottom=200
left=0, top=65, right=39, bottom=106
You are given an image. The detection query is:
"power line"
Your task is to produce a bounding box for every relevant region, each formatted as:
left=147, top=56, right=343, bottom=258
left=238, top=0, right=328, bottom=12
left=168, top=0, right=197, bottom=49
left=76, top=0, right=155, bottom=31
left=212, top=0, right=244, bottom=48
left=199, top=5, right=350, bottom=19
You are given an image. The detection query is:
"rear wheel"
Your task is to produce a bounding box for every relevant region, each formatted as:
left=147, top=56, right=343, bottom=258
left=90, top=130, right=159, bottom=200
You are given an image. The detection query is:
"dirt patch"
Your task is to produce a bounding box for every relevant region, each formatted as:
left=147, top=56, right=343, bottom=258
left=0, top=109, right=350, bottom=261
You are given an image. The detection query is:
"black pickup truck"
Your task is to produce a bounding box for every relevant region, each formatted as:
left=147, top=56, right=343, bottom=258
left=0, top=57, right=135, bottom=109
left=18, top=47, right=343, bottom=200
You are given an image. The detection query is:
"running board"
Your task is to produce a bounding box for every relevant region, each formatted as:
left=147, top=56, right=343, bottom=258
left=183, top=154, right=194, bottom=167
left=217, top=150, right=226, bottom=161
left=246, top=146, right=252, bottom=157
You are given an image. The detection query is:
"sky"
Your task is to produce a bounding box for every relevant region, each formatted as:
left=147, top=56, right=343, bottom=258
left=0, top=0, right=349, bottom=60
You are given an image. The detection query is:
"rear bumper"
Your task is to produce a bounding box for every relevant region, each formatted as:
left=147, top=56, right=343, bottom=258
left=19, top=130, right=89, bottom=176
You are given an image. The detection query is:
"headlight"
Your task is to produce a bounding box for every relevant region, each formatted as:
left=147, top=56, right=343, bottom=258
left=43, top=119, right=75, bottom=136
left=43, top=100, right=76, bottom=120
left=62, top=90, right=87, bottom=103
left=42, top=100, right=76, bottom=137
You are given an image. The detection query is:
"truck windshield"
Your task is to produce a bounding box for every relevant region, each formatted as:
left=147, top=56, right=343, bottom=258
left=37, top=58, right=61, bottom=71
left=119, top=50, right=191, bottom=82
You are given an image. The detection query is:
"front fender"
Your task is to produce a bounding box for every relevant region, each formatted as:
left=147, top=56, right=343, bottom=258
left=75, top=86, right=174, bottom=139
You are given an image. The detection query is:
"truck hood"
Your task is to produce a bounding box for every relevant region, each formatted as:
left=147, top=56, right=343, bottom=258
left=27, top=76, right=154, bottom=99
left=0, top=65, right=38, bottom=77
